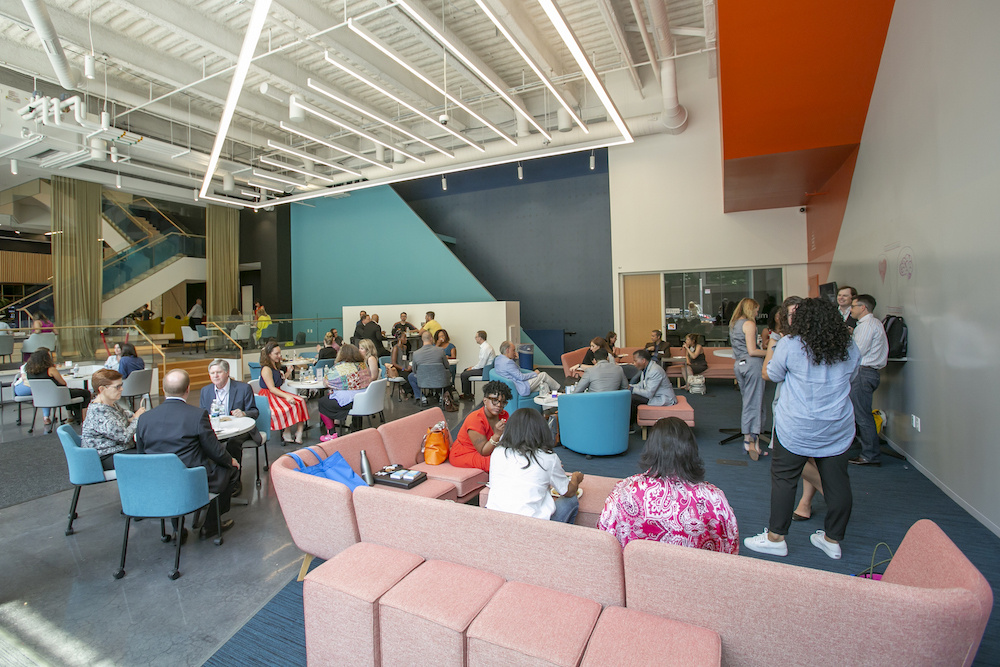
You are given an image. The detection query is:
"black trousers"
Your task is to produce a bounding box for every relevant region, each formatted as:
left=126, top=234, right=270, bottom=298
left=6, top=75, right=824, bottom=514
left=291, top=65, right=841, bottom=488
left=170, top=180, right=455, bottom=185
left=629, top=393, right=649, bottom=425
left=220, top=430, right=262, bottom=465
left=460, top=368, right=480, bottom=395
left=769, top=434, right=853, bottom=542
left=172, top=464, right=236, bottom=531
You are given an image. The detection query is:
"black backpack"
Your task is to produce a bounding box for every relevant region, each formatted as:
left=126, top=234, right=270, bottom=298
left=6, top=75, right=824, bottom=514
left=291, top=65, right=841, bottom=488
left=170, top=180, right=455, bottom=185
left=882, top=315, right=908, bottom=359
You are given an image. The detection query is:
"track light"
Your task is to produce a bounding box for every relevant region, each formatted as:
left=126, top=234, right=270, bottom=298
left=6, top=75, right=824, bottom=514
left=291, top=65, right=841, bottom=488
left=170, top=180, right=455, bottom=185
left=10, top=159, right=17, bottom=175
left=441, top=175, right=447, bottom=191
left=110, top=145, right=119, bottom=163
left=116, top=174, right=122, bottom=189
left=193, top=189, right=199, bottom=202
left=590, top=151, right=595, bottom=170
left=84, top=55, right=96, bottom=80
left=517, top=162, right=523, bottom=180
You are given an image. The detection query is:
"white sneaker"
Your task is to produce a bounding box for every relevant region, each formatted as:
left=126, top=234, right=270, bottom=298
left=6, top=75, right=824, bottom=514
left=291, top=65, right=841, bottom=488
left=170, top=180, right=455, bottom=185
left=810, top=530, right=842, bottom=559
left=743, top=529, right=788, bottom=557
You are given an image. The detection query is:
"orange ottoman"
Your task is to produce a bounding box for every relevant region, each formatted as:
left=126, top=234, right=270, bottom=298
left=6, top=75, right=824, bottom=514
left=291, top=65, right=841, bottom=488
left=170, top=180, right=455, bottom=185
left=581, top=605, right=721, bottom=666
left=637, top=396, right=695, bottom=439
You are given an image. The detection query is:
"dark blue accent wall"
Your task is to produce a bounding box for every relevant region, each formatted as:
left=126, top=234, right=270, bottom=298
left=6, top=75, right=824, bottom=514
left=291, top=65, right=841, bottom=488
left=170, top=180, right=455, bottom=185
left=392, top=149, right=613, bottom=354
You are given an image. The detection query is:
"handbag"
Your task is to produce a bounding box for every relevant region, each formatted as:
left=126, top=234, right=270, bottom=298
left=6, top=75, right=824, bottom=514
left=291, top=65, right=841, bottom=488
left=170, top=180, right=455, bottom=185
left=387, top=364, right=400, bottom=378
left=855, top=542, right=894, bottom=580
left=443, top=390, right=459, bottom=412
left=421, top=421, right=451, bottom=465
left=285, top=447, right=367, bottom=491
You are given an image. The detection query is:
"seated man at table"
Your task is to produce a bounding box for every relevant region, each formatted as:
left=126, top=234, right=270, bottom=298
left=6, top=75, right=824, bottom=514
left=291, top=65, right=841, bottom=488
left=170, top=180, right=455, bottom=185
left=575, top=348, right=628, bottom=393
left=459, top=330, right=496, bottom=400
left=644, top=329, right=670, bottom=363
left=418, top=311, right=442, bottom=337
left=392, top=312, right=418, bottom=338
left=409, top=331, right=451, bottom=406
left=199, top=359, right=260, bottom=497
left=136, top=369, right=238, bottom=539
left=629, top=349, right=677, bottom=432
left=494, top=340, right=560, bottom=397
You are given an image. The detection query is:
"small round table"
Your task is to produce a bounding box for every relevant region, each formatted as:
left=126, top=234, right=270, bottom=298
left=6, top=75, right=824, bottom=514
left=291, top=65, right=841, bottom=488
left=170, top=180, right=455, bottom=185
left=533, top=393, right=560, bottom=410
left=211, top=415, right=256, bottom=439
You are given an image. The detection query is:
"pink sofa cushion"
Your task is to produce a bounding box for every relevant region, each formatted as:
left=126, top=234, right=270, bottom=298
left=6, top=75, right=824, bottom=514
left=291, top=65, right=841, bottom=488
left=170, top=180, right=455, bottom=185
left=411, top=461, right=488, bottom=497
left=378, top=479, right=458, bottom=501
left=382, top=560, right=504, bottom=631
left=303, top=543, right=424, bottom=667
left=353, top=485, right=625, bottom=607
left=581, top=606, right=721, bottom=666
left=479, top=473, right=622, bottom=529
left=561, top=347, right=588, bottom=378
left=637, top=396, right=695, bottom=427
left=307, top=428, right=391, bottom=474
left=378, top=407, right=446, bottom=467
left=623, top=531, right=989, bottom=667
left=467, top=581, right=601, bottom=667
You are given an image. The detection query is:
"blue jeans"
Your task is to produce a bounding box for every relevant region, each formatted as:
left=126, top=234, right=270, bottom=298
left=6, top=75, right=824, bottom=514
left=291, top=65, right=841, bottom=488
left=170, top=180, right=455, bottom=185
left=550, top=495, right=579, bottom=524
left=13, top=383, right=50, bottom=418
left=850, top=366, right=881, bottom=462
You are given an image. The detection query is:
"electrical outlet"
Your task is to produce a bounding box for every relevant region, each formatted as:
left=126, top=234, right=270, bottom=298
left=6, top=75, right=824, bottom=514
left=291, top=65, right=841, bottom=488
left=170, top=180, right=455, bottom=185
left=912, top=415, right=921, bottom=432
left=307, top=328, right=313, bottom=333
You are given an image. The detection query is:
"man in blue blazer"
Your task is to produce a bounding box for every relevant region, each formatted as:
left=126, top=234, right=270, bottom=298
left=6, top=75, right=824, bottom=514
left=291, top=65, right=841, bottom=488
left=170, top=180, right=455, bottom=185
left=200, top=359, right=260, bottom=496
left=136, top=369, right=239, bottom=538
left=628, top=348, right=678, bottom=432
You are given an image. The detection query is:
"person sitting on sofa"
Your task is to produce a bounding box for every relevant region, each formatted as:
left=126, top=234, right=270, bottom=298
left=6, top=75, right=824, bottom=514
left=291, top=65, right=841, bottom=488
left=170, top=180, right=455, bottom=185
left=572, top=336, right=612, bottom=375
left=486, top=408, right=584, bottom=524
left=494, top=341, right=560, bottom=397
left=574, top=347, right=628, bottom=393
left=449, top=381, right=511, bottom=472
left=598, top=417, right=739, bottom=554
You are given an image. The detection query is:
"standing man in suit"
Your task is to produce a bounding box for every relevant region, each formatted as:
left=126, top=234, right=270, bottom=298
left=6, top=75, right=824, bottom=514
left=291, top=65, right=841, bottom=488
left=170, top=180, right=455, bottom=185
left=358, top=314, right=390, bottom=357
left=136, top=369, right=238, bottom=539
left=628, top=349, right=678, bottom=433
left=575, top=348, right=628, bottom=393
left=199, top=359, right=260, bottom=497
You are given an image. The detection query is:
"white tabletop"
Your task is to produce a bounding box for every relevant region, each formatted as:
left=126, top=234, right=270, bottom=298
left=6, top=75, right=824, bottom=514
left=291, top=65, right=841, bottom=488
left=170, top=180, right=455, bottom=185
left=282, top=358, right=313, bottom=367
left=712, top=349, right=734, bottom=358
left=448, top=358, right=458, bottom=365
left=211, top=415, right=256, bottom=439
left=533, top=393, right=560, bottom=409
left=284, top=378, right=324, bottom=393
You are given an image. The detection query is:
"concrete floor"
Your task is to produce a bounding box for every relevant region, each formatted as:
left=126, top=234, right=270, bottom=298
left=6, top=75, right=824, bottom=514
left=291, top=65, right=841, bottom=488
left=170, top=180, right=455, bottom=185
left=0, top=384, right=480, bottom=666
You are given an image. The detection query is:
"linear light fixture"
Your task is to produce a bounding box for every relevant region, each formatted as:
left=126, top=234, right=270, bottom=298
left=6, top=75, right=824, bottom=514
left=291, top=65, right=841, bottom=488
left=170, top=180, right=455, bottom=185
left=247, top=180, right=285, bottom=193
left=535, top=0, right=632, bottom=142
left=324, top=52, right=485, bottom=154
left=347, top=20, right=517, bottom=146
left=200, top=0, right=272, bottom=198
left=279, top=121, right=394, bottom=171
left=251, top=168, right=308, bottom=189
left=0, top=134, right=43, bottom=159
left=266, top=139, right=363, bottom=177
left=395, top=0, right=553, bottom=139
left=307, top=78, right=453, bottom=159
left=468, top=0, right=587, bottom=134
left=241, top=190, right=262, bottom=198
left=291, top=98, right=425, bottom=163
left=259, top=155, right=339, bottom=184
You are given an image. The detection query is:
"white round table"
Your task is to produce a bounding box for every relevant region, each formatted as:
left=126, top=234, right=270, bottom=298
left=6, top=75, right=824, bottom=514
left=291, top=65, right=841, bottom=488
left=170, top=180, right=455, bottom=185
left=284, top=378, right=324, bottom=394
left=211, top=415, right=256, bottom=439
left=533, top=393, right=560, bottom=409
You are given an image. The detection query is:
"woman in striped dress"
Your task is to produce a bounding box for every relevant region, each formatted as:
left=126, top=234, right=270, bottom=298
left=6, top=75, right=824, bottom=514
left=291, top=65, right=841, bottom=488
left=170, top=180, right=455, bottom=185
left=258, top=342, right=309, bottom=444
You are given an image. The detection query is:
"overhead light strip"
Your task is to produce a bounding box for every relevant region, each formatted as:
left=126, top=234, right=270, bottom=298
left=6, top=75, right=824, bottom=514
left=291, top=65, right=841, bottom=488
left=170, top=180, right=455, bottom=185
left=394, top=0, right=552, bottom=139
left=279, top=121, right=394, bottom=171
left=291, top=98, right=425, bottom=163
left=200, top=0, right=273, bottom=198
left=347, top=20, right=517, bottom=146
left=247, top=180, right=285, bottom=193
left=307, top=78, right=454, bottom=159
left=468, top=0, right=587, bottom=133
left=252, top=168, right=309, bottom=189
left=266, top=139, right=364, bottom=177
left=535, top=0, right=632, bottom=142
left=260, top=156, right=339, bottom=184
left=324, top=52, right=484, bottom=153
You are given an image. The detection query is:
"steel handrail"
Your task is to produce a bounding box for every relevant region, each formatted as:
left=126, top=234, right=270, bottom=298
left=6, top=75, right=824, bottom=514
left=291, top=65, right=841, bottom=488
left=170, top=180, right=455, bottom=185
left=206, top=321, right=244, bottom=372
left=132, top=197, right=192, bottom=237
left=104, top=198, right=156, bottom=240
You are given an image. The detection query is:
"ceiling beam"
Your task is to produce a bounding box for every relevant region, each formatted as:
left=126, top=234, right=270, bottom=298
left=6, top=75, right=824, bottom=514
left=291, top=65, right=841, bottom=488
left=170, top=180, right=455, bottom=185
left=594, top=0, right=643, bottom=93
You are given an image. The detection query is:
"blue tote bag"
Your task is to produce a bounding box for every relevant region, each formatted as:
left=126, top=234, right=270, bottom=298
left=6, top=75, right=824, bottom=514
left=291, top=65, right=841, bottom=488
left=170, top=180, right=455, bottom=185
left=286, top=447, right=366, bottom=491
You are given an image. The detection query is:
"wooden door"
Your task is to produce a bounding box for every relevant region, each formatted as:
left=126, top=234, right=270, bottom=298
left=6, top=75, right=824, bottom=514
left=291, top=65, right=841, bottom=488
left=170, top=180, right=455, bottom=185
left=623, top=274, right=662, bottom=348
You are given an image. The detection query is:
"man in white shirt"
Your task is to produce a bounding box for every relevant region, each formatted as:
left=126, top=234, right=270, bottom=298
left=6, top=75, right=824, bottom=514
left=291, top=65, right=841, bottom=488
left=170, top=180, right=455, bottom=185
left=837, top=285, right=858, bottom=329
left=459, top=330, right=496, bottom=400
left=848, top=294, right=889, bottom=466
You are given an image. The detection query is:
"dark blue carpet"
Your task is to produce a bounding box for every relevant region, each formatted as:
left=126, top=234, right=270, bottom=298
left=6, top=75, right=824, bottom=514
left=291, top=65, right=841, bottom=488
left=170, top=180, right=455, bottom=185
left=207, top=379, right=999, bottom=666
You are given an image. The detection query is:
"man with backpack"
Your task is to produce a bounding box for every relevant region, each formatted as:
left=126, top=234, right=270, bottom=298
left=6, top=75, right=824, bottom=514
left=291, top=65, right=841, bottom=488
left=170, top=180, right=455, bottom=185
left=848, top=294, right=889, bottom=466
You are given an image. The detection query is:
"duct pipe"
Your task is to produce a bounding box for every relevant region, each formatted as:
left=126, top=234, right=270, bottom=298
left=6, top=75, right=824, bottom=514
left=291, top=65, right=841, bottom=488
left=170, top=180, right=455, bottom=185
left=20, top=0, right=79, bottom=90
left=647, top=0, right=688, bottom=134
left=557, top=109, right=572, bottom=132
left=374, top=145, right=385, bottom=163
left=516, top=115, right=530, bottom=138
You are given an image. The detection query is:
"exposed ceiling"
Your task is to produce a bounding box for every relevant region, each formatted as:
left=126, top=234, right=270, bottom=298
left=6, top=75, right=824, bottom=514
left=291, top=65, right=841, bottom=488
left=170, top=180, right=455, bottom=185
left=0, top=0, right=716, bottom=211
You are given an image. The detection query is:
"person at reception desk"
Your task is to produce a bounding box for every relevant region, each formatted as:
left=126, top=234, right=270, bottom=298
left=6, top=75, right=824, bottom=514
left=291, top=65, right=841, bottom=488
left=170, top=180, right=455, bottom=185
left=418, top=311, right=442, bottom=337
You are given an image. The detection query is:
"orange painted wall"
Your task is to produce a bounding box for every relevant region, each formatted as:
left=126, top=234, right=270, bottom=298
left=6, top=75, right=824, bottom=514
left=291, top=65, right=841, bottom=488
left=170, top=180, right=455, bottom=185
left=805, top=145, right=859, bottom=294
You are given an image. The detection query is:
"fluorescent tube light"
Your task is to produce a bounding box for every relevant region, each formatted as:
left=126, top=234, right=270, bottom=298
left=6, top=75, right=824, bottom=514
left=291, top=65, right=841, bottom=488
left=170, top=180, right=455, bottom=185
left=291, top=98, right=425, bottom=163
left=259, top=156, right=339, bottom=184
left=266, top=139, right=363, bottom=177
left=279, top=121, right=394, bottom=171
left=251, top=168, right=308, bottom=189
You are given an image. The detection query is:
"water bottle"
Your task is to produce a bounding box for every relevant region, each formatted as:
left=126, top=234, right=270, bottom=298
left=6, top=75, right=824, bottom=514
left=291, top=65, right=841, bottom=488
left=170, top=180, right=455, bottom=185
left=211, top=399, right=222, bottom=418
left=359, top=449, right=375, bottom=486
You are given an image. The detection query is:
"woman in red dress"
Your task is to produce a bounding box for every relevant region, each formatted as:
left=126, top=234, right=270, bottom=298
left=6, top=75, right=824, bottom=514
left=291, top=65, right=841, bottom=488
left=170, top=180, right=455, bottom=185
left=449, top=381, right=512, bottom=471
left=258, top=341, right=309, bottom=444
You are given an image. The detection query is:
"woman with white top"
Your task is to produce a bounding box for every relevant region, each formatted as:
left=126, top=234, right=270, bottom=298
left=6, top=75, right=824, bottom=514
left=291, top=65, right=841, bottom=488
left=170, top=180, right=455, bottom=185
left=104, top=342, right=122, bottom=372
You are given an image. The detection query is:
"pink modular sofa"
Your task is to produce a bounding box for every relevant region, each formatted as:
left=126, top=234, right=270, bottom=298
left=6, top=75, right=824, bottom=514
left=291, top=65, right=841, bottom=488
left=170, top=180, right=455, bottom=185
left=300, top=488, right=992, bottom=667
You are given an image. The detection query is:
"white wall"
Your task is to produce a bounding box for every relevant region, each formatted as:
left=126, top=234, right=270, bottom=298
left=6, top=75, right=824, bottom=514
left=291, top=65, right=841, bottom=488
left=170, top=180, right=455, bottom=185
left=607, top=57, right=808, bottom=332
left=343, top=302, right=520, bottom=372
left=829, top=1, right=1000, bottom=534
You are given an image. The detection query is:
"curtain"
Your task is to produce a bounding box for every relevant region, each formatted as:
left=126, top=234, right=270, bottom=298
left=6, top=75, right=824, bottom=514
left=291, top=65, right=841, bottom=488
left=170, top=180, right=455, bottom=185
left=206, top=204, right=240, bottom=323
left=51, top=176, right=102, bottom=360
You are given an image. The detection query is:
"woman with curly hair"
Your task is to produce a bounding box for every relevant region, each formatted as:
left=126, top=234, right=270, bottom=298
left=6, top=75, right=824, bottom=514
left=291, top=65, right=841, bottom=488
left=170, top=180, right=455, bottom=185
left=744, top=298, right=859, bottom=560
left=449, top=380, right=511, bottom=472
left=729, top=298, right=767, bottom=459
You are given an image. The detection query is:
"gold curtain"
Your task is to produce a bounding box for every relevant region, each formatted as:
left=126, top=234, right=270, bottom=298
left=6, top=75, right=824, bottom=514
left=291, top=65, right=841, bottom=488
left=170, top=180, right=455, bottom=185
left=51, top=176, right=102, bottom=360
left=206, top=204, right=240, bottom=321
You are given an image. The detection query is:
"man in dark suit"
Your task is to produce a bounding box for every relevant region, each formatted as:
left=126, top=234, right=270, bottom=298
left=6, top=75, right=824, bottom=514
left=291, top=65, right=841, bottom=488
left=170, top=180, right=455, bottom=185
left=199, top=359, right=260, bottom=497
left=136, top=369, right=238, bottom=539
left=358, top=314, right=390, bottom=357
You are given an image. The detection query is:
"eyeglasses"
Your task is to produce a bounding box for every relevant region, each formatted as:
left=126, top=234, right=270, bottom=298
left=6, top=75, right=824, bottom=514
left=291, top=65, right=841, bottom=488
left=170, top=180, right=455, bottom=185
left=109, top=383, right=124, bottom=390
left=484, top=396, right=508, bottom=408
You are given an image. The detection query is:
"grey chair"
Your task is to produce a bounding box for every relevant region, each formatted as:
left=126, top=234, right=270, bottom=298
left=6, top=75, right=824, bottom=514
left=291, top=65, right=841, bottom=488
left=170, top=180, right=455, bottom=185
left=21, top=333, right=57, bottom=360
left=120, top=368, right=153, bottom=410
left=29, top=379, right=85, bottom=434
left=0, top=335, right=13, bottom=364
left=414, top=360, right=451, bottom=407
left=348, top=378, right=388, bottom=429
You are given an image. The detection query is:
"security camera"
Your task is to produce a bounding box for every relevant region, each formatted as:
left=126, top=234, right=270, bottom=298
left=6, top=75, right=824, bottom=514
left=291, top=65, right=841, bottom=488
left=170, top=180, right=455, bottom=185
left=438, top=114, right=449, bottom=125
left=799, top=207, right=807, bottom=213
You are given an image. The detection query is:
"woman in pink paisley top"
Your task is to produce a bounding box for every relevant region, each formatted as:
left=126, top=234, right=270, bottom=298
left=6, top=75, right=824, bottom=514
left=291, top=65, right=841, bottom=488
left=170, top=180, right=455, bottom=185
left=598, top=417, right=739, bottom=554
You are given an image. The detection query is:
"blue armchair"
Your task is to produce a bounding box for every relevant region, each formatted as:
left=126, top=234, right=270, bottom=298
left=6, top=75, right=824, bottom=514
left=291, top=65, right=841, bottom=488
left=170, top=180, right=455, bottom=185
left=57, top=425, right=117, bottom=536
left=557, top=389, right=631, bottom=457
left=489, top=369, right=541, bottom=413
left=112, top=453, right=223, bottom=580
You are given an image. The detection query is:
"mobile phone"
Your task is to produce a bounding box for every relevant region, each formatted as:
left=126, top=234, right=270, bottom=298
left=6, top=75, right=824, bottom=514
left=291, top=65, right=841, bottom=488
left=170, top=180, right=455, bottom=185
left=142, top=396, right=150, bottom=410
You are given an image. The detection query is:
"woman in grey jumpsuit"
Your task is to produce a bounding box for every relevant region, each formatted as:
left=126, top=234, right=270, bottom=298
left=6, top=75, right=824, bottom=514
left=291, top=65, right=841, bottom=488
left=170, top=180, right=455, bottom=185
left=730, top=298, right=767, bottom=459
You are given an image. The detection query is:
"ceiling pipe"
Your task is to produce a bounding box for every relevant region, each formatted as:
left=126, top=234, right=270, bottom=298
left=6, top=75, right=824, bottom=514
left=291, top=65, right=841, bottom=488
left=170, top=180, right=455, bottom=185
left=647, top=0, right=688, bottom=134
left=20, top=0, right=79, bottom=90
